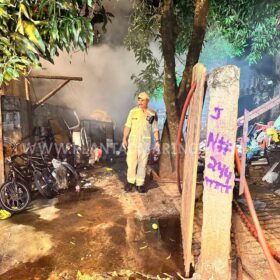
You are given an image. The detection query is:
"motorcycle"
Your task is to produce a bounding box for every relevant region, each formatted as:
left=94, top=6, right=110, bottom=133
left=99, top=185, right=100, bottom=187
left=0, top=143, right=57, bottom=212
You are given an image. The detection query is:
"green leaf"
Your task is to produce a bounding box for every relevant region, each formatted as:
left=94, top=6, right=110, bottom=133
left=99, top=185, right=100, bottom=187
left=72, top=20, right=82, bottom=45
left=20, top=3, right=30, bottom=19
left=13, top=33, right=39, bottom=55
left=15, top=18, right=24, bottom=34
left=0, top=7, right=8, bottom=17
left=23, top=20, right=46, bottom=53
left=50, top=21, right=59, bottom=41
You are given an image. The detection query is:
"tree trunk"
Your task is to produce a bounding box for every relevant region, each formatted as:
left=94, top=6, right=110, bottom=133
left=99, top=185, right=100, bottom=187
left=158, top=0, right=180, bottom=179
left=177, top=0, right=209, bottom=109
left=158, top=0, right=209, bottom=178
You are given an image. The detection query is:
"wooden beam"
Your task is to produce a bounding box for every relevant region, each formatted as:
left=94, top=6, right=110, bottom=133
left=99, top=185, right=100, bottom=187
left=240, top=109, right=249, bottom=195
left=30, top=75, right=83, bottom=81
left=24, top=78, right=30, bottom=101
left=200, top=65, right=240, bottom=280
left=237, top=93, right=280, bottom=126
left=33, top=80, right=70, bottom=109
left=23, top=67, right=30, bottom=100
left=181, top=63, right=206, bottom=277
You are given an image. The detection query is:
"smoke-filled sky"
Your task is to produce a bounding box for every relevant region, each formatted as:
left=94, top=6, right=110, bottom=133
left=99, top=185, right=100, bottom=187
left=30, top=0, right=149, bottom=139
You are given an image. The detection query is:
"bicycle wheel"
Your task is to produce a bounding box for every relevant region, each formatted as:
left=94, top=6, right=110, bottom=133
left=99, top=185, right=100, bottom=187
left=34, top=169, right=58, bottom=199
left=0, top=181, right=31, bottom=213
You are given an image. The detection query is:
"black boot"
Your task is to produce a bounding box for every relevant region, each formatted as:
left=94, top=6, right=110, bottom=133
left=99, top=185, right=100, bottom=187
left=124, top=183, right=134, bottom=192
left=137, top=185, right=147, bottom=193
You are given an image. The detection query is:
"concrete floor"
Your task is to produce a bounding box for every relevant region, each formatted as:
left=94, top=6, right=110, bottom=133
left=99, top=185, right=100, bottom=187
left=0, top=162, right=185, bottom=280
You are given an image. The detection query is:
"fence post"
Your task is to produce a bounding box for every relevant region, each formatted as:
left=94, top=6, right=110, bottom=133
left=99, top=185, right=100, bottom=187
left=181, top=63, right=206, bottom=277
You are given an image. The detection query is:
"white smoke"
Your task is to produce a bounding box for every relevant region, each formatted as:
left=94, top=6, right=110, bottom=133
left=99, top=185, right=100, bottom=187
left=30, top=0, right=142, bottom=140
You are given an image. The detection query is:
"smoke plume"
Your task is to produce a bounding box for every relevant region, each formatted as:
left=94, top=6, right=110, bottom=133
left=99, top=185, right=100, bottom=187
left=31, top=0, right=142, bottom=140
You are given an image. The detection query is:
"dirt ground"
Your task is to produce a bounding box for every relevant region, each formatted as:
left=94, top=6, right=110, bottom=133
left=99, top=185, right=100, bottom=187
left=2, top=159, right=277, bottom=280
left=233, top=180, right=280, bottom=280
left=0, top=159, right=185, bottom=280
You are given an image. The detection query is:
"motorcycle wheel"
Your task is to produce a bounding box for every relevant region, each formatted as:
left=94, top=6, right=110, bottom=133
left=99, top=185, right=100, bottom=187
left=0, top=181, right=31, bottom=213
left=34, top=169, right=58, bottom=199
left=62, top=162, right=79, bottom=187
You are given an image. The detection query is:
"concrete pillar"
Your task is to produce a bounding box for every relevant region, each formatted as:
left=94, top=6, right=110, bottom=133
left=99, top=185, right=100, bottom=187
left=200, top=65, right=240, bottom=279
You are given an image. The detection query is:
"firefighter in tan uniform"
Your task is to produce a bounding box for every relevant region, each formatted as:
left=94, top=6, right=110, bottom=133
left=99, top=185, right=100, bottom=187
left=122, top=92, right=160, bottom=193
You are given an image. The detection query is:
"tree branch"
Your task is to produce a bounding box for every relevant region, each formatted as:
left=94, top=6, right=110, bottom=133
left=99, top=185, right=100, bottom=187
left=177, top=0, right=209, bottom=105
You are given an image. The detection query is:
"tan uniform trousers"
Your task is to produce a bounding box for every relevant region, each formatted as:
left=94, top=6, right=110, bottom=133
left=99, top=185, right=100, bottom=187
left=126, top=139, right=150, bottom=186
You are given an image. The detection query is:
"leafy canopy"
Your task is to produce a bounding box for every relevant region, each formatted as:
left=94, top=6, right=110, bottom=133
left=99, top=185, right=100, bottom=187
left=125, top=0, right=280, bottom=96
left=0, top=0, right=112, bottom=85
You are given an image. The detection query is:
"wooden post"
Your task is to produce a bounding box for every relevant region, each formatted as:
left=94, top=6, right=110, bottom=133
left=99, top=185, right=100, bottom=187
left=24, top=77, right=30, bottom=101
left=181, top=63, right=206, bottom=277
left=24, top=68, right=30, bottom=101
left=240, top=109, right=249, bottom=195
left=200, top=65, right=240, bottom=279
left=0, top=89, right=5, bottom=184
left=24, top=69, right=33, bottom=142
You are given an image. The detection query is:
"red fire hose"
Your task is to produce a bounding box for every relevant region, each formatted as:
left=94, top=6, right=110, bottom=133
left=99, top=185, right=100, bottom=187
left=235, top=149, right=280, bottom=280
left=233, top=199, right=280, bottom=263
left=176, top=82, right=197, bottom=194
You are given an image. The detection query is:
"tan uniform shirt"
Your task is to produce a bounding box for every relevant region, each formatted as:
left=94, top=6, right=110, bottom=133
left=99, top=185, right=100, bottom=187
left=125, top=106, right=159, bottom=146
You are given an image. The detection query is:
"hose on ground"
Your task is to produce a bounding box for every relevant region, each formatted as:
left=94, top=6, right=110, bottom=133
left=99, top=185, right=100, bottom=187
left=235, top=149, right=280, bottom=280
